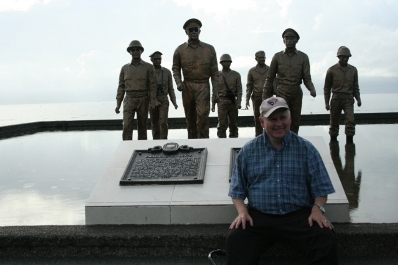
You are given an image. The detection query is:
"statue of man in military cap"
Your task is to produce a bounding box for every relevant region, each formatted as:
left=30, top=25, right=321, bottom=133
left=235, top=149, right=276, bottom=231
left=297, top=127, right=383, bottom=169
left=115, top=40, right=159, bottom=140
left=246, top=51, right=269, bottom=137
left=324, top=46, right=361, bottom=144
left=211, top=54, right=242, bottom=138
left=149, top=51, right=178, bottom=140
left=263, top=28, right=316, bottom=134
left=172, top=18, right=219, bottom=139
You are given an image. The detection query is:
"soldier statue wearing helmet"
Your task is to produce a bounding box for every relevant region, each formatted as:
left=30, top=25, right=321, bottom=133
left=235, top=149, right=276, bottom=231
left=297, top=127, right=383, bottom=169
left=211, top=54, right=242, bottom=138
left=148, top=51, right=179, bottom=140
left=263, top=28, right=317, bottom=135
left=246, top=50, right=270, bottom=136
left=115, top=40, right=160, bottom=140
left=324, top=46, right=361, bottom=143
left=172, top=18, right=220, bottom=139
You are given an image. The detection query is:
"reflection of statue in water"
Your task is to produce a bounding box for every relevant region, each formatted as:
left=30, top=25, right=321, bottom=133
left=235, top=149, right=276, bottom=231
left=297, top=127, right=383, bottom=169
left=212, top=54, right=242, bottom=138
left=115, top=40, right=159, bottom=140
left=324, top=46, right=362, bottom=144
left=329, top=141, right=362, bottom=209
left=172, top=18, right=219, bottom=139
left=245, top=51, right=269, bottom=137
left=149, top=51, right=178, bottom=140
left=263, top=28, right=316, bottom=135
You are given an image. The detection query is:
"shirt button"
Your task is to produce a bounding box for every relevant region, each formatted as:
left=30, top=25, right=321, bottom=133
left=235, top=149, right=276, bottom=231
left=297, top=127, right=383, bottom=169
left=278, top=195, right=280, bottom=197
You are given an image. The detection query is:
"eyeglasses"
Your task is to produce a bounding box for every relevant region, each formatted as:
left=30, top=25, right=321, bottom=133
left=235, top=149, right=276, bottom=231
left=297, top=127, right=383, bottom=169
left=283, top=36, right=297, bottom=40
left=187, top=27, right=199, bottom=33
left=130, top=48, right=141, bottom=52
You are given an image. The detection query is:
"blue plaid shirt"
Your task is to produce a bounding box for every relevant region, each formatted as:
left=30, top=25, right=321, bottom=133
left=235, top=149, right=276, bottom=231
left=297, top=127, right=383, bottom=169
left=229, top=131, right=335, bottom=215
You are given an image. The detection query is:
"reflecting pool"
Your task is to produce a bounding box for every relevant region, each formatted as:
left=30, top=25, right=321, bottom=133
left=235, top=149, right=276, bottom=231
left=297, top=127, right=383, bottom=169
left=0, top=124, right=397, bottom=225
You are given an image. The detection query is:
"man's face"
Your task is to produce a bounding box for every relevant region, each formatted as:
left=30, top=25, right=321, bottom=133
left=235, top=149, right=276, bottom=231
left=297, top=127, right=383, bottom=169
left=151, top=54, right=162, bottom=67
left=185, top=23, right=201, bottom=41
left=129, top=47, right=142, bottom=59
left=259, top=108, right=291, bottom=141
left=338, top=55, right=349, bottom=66
left=220, top=61, right=231, bottom=69
left=255, top=54, right=265, bottom=65
left=283, top=32, right=298, bottom=49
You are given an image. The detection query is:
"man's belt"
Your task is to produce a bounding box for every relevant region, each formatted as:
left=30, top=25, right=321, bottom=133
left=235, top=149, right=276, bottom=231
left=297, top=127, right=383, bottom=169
left=184, top=79, right=209, bottom=84
left=277, top=84, right=301, bottom=89
left=125, top=90, right=148, bottom=97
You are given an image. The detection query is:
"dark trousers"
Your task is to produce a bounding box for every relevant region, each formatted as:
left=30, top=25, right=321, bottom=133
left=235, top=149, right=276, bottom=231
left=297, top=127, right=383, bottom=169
left=217, top=97, right=239, bottom=138
left=122, top=96, right=149, bottom=140
left=226, top=208, right=338, bottom=265
left=182, top=81, right=210, bottom=139
left=329, top=93, right=355, bottom=137
left=275, top=85, right=303, bottom=134
left=251, top=93, right=263, bottom=137
left=150, top=97, right=170, bottom=139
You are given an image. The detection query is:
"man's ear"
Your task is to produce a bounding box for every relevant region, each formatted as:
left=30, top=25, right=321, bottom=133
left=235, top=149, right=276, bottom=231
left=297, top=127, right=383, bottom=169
left=259, top=116, right=265, bottom=127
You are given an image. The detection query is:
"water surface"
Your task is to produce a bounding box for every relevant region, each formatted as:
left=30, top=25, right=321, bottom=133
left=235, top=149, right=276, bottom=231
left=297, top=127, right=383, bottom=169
left=1, top=124, right=397, bottom=225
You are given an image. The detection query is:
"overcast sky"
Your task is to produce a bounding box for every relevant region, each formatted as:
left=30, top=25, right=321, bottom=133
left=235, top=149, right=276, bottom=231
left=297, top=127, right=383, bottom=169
left=1, top=0, right=397, bottom=105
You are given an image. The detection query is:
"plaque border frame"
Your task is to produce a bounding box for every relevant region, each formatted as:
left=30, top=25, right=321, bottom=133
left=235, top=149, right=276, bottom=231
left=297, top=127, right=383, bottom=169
left=119, top=148, right=208, bottom=185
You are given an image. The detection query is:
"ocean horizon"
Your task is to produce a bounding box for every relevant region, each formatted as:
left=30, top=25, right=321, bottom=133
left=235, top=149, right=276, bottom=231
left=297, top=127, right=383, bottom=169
left=0, top=93, right=397, bottom=127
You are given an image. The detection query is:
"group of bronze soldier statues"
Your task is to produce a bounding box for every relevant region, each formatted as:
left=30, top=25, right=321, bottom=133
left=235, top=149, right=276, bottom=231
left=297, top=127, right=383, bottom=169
left=116, top=18, right=362, bottom=143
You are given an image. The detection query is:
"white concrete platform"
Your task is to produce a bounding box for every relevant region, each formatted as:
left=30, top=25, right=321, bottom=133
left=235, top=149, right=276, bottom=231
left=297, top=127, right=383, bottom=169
left=85, top=137, right=349, bottom=225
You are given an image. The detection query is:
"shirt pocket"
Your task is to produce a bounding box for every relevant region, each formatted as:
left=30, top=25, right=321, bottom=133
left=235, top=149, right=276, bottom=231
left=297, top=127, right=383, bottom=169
left=252, top=74, right=265, bottom=87
left=291, top=63, right=302, bottom=78
left=124, top=72, right=132, bottom=81
left=198, top=55, right=212, bottom=75
left=277, top=64, right=288, bottom=78
left=135, top=70, right=148, bottom=81
left=332, top=72, right=343, bottom=87
left=284, top=159, right=307, bottom=184
left=162, top=75, right=169, bottom=87
left=344, top=71, right=354, bottom=83
left=124, top=73, right=133, bottom=88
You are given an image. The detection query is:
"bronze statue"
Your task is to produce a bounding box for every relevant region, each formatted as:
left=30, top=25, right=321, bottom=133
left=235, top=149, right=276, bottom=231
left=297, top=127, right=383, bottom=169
left=115, top=40, right=159, bottom=140
left=324, top=46, right=361, bottom=143
left=172, top=18, right=219, bottom=139
left=149, top=51, right=178, bottom=140
left=263, top=28, right=316, bottom=134
left=246, top=51, right=269, bottom=136
left=211, top=54, right=242, bottom=138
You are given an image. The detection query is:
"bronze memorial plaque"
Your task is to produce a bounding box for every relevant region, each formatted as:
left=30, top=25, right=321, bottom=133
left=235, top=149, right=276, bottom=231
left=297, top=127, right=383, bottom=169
left=120, top=143, right=207, bottom=185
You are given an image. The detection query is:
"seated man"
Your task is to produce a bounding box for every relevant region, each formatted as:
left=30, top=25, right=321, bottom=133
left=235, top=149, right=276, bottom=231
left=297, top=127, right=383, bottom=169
left=226, top=97, right=338, bottom=265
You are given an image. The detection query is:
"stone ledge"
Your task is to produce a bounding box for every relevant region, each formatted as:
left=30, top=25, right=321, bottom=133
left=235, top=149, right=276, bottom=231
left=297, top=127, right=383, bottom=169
left=1, top=112, right=397, bottom=139
left=0, top=223, right=397, bottom=258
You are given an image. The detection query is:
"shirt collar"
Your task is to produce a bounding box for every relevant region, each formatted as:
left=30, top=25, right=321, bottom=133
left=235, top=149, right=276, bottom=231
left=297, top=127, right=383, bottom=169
left=283, top=48, right=298, bottom=55
left=255, top=65, right=267, bottom=72
left=129, top=59, right=144, bottom=66
left=184, top=40, right=203, bottom=49
left=336, top=63, right=352, bottom=70
left=262, top=130, right=292, bottom=149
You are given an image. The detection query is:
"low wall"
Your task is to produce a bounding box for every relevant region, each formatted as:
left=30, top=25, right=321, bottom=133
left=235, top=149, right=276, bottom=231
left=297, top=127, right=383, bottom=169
left=0, top=224, right=397, bottom=259
left=1, top=112, right=397, bottom=139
